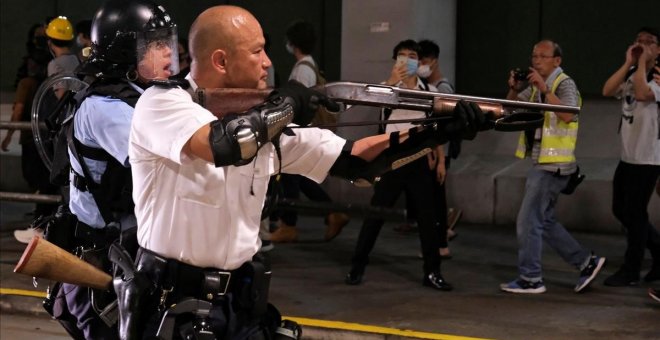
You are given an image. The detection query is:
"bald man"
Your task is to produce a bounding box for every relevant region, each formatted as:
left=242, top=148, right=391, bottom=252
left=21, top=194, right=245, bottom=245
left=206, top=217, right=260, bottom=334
left=128, top=5, right=486, bottom=338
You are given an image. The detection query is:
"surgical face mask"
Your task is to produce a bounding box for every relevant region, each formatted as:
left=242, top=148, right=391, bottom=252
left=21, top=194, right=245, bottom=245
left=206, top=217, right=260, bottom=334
left=285, top=42, right=294, bottom=55
left=406, top=58, right=418, bottom=76
left=416, top=64, right=432, bottom=78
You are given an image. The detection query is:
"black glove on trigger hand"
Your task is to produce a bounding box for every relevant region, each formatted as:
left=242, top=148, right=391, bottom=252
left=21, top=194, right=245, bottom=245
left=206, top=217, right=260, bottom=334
left=269, top=80, right=339, bottom=126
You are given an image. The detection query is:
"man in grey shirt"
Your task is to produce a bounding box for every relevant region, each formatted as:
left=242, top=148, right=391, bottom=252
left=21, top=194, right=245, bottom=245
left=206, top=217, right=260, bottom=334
left=45, top=16, right=80, bottom=98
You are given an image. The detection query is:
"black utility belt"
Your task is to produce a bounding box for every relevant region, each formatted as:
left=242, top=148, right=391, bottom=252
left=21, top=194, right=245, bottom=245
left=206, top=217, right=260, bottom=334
left=136, top=247, right=244, bottom=301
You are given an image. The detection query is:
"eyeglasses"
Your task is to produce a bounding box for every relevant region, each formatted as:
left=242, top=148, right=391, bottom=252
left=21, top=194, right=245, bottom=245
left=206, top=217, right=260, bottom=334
left=635, top=39, right=658, bottom=46
left=530, top=54, right=555, bottom=60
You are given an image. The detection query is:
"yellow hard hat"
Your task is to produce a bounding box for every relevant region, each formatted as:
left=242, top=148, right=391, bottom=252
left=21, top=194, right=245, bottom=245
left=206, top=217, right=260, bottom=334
left=46, top=16, right=74, bottom=41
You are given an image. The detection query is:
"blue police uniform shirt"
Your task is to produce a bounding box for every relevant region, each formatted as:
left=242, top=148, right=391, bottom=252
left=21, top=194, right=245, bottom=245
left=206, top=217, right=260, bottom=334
left=68, top=82, right=143, bottom=229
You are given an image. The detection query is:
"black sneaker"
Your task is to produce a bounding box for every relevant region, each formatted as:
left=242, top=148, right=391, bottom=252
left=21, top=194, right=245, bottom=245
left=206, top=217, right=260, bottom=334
left=575, top=254, right=606, bottom=293
left=603, top=269, right=639, bottom=287
left=423, top=272, right=453, bottom=291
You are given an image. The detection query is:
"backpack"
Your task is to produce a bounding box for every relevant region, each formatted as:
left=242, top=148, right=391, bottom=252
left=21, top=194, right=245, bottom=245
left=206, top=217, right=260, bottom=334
left=297, top=60, right=338, bottom=131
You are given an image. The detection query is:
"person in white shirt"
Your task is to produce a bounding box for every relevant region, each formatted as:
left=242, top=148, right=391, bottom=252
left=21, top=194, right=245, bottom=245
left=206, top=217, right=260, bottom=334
left=602, top=27, right=660, bottom=287
left=346, top=39, right=453, bottom=291
left=127, top=6, right=486, bottom=338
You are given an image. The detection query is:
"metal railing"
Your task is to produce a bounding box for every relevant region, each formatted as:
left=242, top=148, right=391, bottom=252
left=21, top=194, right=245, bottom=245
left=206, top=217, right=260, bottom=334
left=0, top=120, right=59, bottom=204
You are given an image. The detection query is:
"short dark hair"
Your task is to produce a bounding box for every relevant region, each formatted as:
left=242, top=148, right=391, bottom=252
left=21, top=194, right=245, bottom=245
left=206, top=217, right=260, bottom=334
left=392, top=39, right=421, bottom=60
left=637, top=26, right=659, bottom=43
left=75, top=20, right=92, bottom=39
left=286, top=20, right=316, bottom=55
left=418, top=39, right=439, bottom=59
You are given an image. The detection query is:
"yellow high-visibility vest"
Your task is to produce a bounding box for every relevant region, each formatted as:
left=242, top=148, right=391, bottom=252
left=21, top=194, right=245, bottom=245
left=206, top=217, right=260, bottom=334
left=515, top=73, right=581, bottom=163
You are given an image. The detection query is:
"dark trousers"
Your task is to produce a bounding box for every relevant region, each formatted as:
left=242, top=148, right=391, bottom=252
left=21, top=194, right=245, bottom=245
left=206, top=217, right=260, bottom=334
left=21, top=140, right=58, bottom=216
left=405, top=180, right=449, bottom=248
left=612, top=161, right=660, bottom=274
left=351, top=158, right=442, bottom=275
left=53, top=283, right=118, bottom=340
left=278, top=174, right=331, bottom=226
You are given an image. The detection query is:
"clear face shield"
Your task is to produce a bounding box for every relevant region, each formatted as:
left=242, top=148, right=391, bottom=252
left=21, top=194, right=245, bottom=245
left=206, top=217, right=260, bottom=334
left=136, top=26, right=179, bottom=82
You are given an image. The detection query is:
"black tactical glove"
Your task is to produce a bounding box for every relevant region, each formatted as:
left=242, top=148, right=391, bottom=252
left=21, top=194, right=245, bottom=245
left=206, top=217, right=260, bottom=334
left=441, top=100, right=489, bottom=141
left=269, top=80, right=340, bottom=126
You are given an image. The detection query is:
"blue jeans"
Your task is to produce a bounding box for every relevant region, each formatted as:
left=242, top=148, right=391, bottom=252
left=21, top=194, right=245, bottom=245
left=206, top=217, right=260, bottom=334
left=516, top=167, right=590, bottom=281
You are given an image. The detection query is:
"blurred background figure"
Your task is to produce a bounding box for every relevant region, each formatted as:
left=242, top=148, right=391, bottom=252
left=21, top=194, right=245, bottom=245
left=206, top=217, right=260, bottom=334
left=269, top=19, right=349, bottom=244
left=44, top=16, right=79, bottom=98
left=74, top=19, right=92, bottom=62
left=4, top=23, right=53, bottom=243
left=601, top=27, right=660, bottom=287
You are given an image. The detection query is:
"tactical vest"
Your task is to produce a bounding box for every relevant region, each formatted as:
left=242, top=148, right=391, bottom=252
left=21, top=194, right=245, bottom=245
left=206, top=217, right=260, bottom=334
left=515, top=73, right=581, bottom=163
left=52, top=80, right=140, bottom=225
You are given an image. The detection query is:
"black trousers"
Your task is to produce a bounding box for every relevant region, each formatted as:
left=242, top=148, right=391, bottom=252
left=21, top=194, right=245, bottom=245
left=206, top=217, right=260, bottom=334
left=21, top=140, right=58, bottom=216
left=612, top=161, right=660, bottom=274
left=277, top=174, right=331, bottom=226
left=406, top=180, right=449, bottom=248
left=351, top=157, right=442, bottom=275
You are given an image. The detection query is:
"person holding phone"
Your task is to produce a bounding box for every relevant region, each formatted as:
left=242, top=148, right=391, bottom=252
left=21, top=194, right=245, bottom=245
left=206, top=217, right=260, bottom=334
left=346, top=39, right=453, bottom=291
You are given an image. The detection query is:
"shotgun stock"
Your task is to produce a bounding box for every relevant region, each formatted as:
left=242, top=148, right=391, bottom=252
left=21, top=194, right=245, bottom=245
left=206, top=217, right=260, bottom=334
left=14, top=236, right=112, bottom=290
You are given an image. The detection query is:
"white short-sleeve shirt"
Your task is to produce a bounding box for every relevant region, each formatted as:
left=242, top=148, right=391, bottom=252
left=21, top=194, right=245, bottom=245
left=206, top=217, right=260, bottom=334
left=384, top=77, right=437, bottom=133
left=618, top=75, right=660, bottom=165
left=129, top=78, right=345, bottom=269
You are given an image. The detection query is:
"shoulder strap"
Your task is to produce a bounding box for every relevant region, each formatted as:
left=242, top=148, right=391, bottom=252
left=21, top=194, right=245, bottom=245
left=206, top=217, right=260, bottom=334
left=435, top=80, right=455, bottom=93
left=66, top=120, right=115, bottom=225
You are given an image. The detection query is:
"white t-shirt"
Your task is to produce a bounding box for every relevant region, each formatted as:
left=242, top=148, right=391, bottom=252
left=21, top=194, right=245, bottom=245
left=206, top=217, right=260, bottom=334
left=288, top=55, right=317, bottom=88
left=618, top=75, right=660, bottom=165
left=384, top=77, right=438, bottom=133
left=129, top=78, right=346, bottom=269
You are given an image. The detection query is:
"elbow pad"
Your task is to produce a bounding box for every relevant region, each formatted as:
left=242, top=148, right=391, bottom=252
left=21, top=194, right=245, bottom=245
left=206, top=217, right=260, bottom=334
left=329, top=127, right=437, bottom=185
left=209, top=97, right=295, bottom=167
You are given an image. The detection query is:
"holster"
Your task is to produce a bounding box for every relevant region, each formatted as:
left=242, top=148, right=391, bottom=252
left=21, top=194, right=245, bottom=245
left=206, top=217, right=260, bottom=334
left=235, top=260, right=270, bottom=318
left=110, top=244, right=161, bottom=340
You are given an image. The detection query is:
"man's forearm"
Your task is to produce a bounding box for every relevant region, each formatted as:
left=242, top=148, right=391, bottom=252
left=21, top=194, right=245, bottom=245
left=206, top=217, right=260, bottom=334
left=351, top=130, right=411, bottom=162
left=603, top=63, right=631, bottom=97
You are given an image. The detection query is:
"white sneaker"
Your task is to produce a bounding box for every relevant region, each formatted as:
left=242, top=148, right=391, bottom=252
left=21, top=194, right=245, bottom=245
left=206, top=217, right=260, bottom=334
left=14, top=227, right=44, bottom=244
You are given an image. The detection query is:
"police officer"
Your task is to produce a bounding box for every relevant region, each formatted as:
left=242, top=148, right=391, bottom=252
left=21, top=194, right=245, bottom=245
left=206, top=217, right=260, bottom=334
left=50, top=0, right=179, bottom=338
left=126, top=5, right=486, bottom=339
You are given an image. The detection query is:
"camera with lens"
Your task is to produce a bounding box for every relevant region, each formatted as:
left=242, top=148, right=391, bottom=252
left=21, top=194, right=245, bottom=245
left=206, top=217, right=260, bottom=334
left=513, top=68, right=530, bottom=81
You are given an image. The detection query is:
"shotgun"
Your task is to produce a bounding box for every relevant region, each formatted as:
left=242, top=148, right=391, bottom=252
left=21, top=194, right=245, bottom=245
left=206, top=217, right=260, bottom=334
left=193, top=81, right=581, bottom=131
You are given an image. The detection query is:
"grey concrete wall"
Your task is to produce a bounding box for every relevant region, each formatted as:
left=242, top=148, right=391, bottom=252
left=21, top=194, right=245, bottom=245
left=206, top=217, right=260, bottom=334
left=326, top=92, right=660, bottom=232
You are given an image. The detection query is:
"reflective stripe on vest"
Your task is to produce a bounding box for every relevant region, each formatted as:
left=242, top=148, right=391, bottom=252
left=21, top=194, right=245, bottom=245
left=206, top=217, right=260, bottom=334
left=515, top=73, right=580, bottom=163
